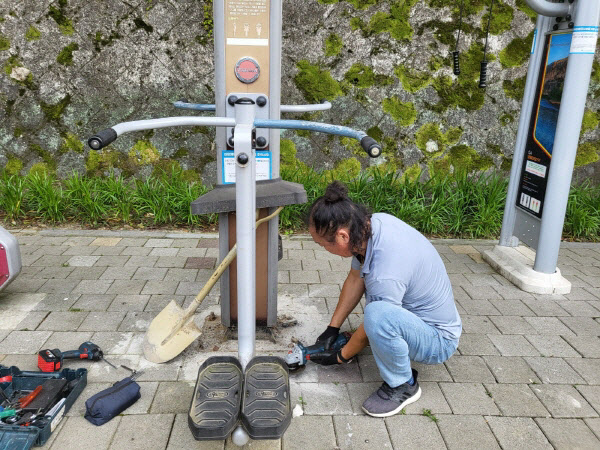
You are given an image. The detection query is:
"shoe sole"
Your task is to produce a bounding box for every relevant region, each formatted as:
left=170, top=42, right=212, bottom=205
left=361, top=386, right=422, bottom=418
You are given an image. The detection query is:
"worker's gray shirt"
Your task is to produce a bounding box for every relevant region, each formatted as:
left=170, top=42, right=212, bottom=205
left=352, top=213, right=462, bottom=341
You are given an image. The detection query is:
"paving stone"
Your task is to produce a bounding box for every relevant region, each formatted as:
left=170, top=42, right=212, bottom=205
left=577, top=386, right=600, bottom=416
left=0, top=310, right=29, bottom=330
left=41, top=331, right=93, bottom=350
left=535, top=418, right=600, bottom=449
left=117, top=311, right=155, bottom=332
left=67, top=267, right=108, bottom=280
left=489, top=316, right=537, bottom=335
left=184, top=256, right=216, bottom=269
left=308, top=283, right=340, bottom=298
left=457, top=334, right=500, bottom=356
left=125, top=256, right=158, bottom=268
left=445, top=356, right=496, bottom=382
left=66, top=382, right=112, bottom=417
left=525, top=335, right=580, bottom=357
left=301, top=382, right=353, bottom=415
left=63, top=245, right=97, bottom=256
left=492, top=286, right=535, bottom=300
left=90, top=331, right=134, bottom=354
left=524, top=316, right=575, bottom=336
left=530, top=385, right=598, bottom=418
left=167, top=413, right=225, bottom=450
left=436, top=414, right=500, bottom=450
left=290, top=270, right=320, bottom=284
left=412, top=361, right=453, bottom=382
left=50, top=416, right=121, bottom=450
left=71, top=294, right=116, bottom=311
left=39, top=279, right=81, bottom=294
left=346, top=382, right=385, bottom=414
left=585, top=418, right=600, bottom=440
left=522, top=298, right=570, bottom=316
left=565, top=358, right=600, bottom=384
left=288, top=249, right=315, bottom=260
left=72, top=280, right=113, bottom=295
left=461, top=316, right=501, bottom=334
left=485, top=383, right=550, bottom=417
left=163, top=268, right=198, bottom=282
left=91, top=237, right=121, bottom=246
left=318, top=270, right=347, bottom=285
left=116, top=238, right=148, bottom=247
left=282, top=415, right=336, bottom=450
left=405, top=381, right=452, bottom=415
left=105, top=280, right=146, bottom=295
left=333, top=415, right=393, bottom=449
left=557, top=300, right=600, bottom=317
left=278, top=259, right=302, bottom=271
left=464, top=273, right=501, bottom=287
left=525, top=357, right=586, bottom=384
left=155, top=256, right=186, bottom=268
left=32, top=293, right=78, bottom=311
left=144, top=238, right=174, bottom=248
left=0, top=292, right=46, bottom=311
left=355, top=354, right=381, bottom=382
left=150, top=381, right=195, bottom=413
left=457, top=299, right=501, bottom=316
left=385, top=415, right=445, bottom=448
left=483, top=356, right=541, bottom=384
left=0, top=354, right=42, bottom=371
left=565, top=287, right=599, bottom=301
left=489, top=299, right=535, bottom=316
left=485, top=416, right=552, bottom=450
left=108, top=294, right=151, bottom=312
left=439, top=383, right=501, bottom=415
left=176, top=248, right=207, bottom=258
left=15, top=311, right=50, bottom=330
left=132, top=267, right=168, bottom=281
left=79, top=311, right=126, bottom=331
left=139, top=280, right=178, bottom=296
left=316, top=360, right=362, bottom=384
left=144, top=295, right=185, bottom=312
left=0, top=330, right=52, bottom=353
left=110, top=414, right=174, bottom=450
left=278, top=271, right=290, bottom=283
left=67, top=255, right=100, bottom=267
left=463, top=285, right=503, bottom=300
left=489, top=334, right=540, bottom=357
left=149, top=247, right=179, bottom=257
left=278, top=284, right=309, bottom=299
left=563, top=335, right=600, bottom=357
left=121, top=246, right=152, bottom=256
left=38, top=266, right=75, bottom=279
left=99, top=266, right=137, bottom=280
left=37, top=311, right=89, bottom=331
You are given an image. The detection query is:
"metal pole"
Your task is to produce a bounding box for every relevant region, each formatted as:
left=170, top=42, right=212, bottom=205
left=499, top=14, right=550, bottom=246
left=234, top=102, right=257, bottom=369
left=525, top=0, right=570, bottom=17
left=534, top=1, right=600, bottom=273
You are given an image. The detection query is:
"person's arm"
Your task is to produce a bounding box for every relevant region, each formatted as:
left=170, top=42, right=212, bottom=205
left=329, top=268, right=365, bottom=328
left=339, top=323, right=368, bottom=361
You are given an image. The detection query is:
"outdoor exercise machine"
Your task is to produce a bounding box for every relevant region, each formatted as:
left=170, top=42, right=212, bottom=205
left=88, top=0, right=380, bottom=444
left=483, top=0, right=599, bottom=294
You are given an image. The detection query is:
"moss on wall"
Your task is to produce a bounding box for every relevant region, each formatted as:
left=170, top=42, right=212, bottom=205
left=57, top=43, right=79, bottom=66
left=515, top=0, right=536, bottom=20
left=430, top=144, right=493, bottom=175
left=129, top=140, right=160, bottom=165
left=581, top=110, right=599, bottom=134
left=324, top=33, right=343, bottom=57
left=294, top=60, right=343, bottom=102
left=382, top=97, right=416, bottom=126
left=325, top=157, right=362, bottom=180
left=395, top=65, right=433, bottom=94
left=481, top=1, right=514, bottom=35
left=344, top=63, right=393, bottom=88
left=59, top=133, right=84, bottom=154
left=0, top=33, right=10, bottom=51
left=47, top=1, right=75, bottom=36
left=575, top=141, right=600, bottom=167
left=499, top=30, right=534, bottom=68
left=30, top=144, right=57, bottom=171
left=351, top=0, right=418, bottom=42
left=415, top=122, right=462, bottom=155
left=40, top=95, right=71, bottom=122
left=503, top=75, right=526, bottom=101
left=25, top=26, right=41, bottom=41
left=5, top=157, right=23, bottom=175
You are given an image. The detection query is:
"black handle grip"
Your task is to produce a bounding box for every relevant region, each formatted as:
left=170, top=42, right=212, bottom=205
left=479, top=61, right=488, bottom=89
left=452, top=51, right=461, bottom=75
left=88, top=128, right=117, bottom=150
left=234, top=97, right=255, bottom=105
left=361, top=136, right=382, bottom=158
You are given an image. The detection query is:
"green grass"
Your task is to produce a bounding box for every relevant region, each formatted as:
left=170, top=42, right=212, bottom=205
left=1, top=166, right=600, bottom=241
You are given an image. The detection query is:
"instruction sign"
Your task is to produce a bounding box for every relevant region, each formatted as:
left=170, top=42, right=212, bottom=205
left=517, top=32, right=572, bottom=219
left=222, top=150, right=272, bottom=184
left=570, top=26, right=598, bottom=54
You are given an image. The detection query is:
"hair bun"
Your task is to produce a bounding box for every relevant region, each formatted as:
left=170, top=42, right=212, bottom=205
left=324, top=181, right=348, bottom=204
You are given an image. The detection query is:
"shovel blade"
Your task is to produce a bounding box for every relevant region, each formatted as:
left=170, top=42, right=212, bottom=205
left=143, top=300, right=202, bottom=364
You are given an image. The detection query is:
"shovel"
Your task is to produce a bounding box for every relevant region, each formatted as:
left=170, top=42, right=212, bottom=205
left=143, top=206, right=284, bottom=364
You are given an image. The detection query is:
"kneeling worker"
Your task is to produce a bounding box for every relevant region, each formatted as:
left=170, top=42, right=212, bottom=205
left=307, top=181, right=462, bottom=417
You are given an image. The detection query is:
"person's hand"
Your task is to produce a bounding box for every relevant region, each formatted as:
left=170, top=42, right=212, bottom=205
left=309, top=349, right=341, bottom=366
left=315, top=326, right=339, bottom=350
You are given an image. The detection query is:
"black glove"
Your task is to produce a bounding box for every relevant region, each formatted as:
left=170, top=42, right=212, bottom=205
left=309, top=349, right=341, bottom=366
left=315, top=326, right=339, bottom=350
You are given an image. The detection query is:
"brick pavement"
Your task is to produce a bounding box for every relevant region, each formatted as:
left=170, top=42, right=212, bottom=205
left=1, top=229, right=600, bottom=449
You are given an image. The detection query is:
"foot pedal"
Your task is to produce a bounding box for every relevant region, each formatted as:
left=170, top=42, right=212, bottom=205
left=188, top=356, right=242, bottom=441
left=241, top=356, right=291, bottom=440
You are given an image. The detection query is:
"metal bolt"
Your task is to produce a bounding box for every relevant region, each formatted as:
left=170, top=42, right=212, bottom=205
left=237, top=153, right=249, bottom=165
left=228, top=137, right=235, bottom=147
left=256, top=96, right=267, bottom=107
left=228, top=95, right=238, bottom=106
left=568, top=22, right=574, bottom=28
left=256, top=136, right=267, bottom=147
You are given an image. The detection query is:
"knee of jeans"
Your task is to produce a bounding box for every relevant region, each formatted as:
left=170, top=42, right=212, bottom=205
left=364, top=301, right=395, bottom=338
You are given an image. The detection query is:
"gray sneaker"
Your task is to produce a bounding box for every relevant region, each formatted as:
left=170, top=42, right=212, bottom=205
left=361, top=369, right=421, bottom=418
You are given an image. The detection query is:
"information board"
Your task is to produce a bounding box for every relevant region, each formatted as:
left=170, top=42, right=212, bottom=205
left=516, top=32, right=572, bottom=218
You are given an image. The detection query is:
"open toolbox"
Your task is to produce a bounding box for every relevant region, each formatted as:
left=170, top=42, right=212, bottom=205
left=0, top=365, right=87, bottom=449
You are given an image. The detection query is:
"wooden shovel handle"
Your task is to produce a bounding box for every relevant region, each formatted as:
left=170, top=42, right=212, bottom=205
left=181, top=206, right=285, bottom=321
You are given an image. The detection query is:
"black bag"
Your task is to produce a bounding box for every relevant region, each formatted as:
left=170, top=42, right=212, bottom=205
left=84, top=377, right=141, bottom=426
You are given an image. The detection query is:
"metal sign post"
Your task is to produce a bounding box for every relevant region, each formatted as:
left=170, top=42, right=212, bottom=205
left=484, top=0, right=600, bottom=294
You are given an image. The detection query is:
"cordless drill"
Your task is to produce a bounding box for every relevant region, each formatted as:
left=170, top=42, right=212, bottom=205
left=38, top=342, right=104, bottom=372
left=285, top=332, right=351, bottom=371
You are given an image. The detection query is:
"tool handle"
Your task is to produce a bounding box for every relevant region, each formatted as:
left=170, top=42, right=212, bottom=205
left=180, top=206, right=284, bottom=321
left=0, top=409, right=17, bottom=418
left=61, top=350, right=82, bottom=359
left=452, top=51, right=461, bottom=75
left=18, top=386, right=42, bottom=408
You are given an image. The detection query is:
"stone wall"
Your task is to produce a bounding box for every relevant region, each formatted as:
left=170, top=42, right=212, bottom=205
left=1, top=0, right=599, bottom=185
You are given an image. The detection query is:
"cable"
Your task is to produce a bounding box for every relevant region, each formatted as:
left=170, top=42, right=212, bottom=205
left=453, top=0, right=465, bottom=75
left=480, top=0, right=495, bottom=88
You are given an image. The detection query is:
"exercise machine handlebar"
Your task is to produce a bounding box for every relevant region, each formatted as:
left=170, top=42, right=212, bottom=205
left=173, top=100, right=333, bottom=113
left=88, top=116, right=381, bottom=158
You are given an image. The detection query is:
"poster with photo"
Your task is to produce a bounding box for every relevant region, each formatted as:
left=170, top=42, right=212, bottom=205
left=516, top=32, right=571, bottom=219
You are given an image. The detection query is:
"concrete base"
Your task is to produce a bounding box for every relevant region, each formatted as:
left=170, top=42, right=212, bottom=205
left=483, top=245, right=571, bottom=295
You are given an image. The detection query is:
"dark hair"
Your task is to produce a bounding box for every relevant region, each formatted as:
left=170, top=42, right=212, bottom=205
left=308, top=181, right=371, bottom=251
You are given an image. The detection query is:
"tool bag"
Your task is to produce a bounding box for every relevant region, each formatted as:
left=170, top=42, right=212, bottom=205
left=84, top=376, right=140, bottom=426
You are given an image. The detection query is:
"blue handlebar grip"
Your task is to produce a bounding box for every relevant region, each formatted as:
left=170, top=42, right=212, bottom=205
left=88, top=128, right=117, bottom=150
left=360, top=136, right=382, bottom=158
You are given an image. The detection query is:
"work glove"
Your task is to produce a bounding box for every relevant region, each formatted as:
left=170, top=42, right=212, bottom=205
left=315, top=326, right=340, bottom=350
left=309, top=349, right=341, bottom=366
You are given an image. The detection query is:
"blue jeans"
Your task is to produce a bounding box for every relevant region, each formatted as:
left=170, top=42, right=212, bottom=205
left=363, top=300, right=459, bottom=387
